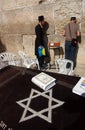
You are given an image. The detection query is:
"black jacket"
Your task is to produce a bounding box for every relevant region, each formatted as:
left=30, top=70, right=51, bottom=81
left=35, top=24, right=44, bottom=56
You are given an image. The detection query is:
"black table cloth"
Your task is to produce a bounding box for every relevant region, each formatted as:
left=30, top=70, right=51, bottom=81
left=0, top=66, right=85, bottom=130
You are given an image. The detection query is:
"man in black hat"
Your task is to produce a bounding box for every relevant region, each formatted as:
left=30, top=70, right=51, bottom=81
left=35, top=15, right=46, bottom=69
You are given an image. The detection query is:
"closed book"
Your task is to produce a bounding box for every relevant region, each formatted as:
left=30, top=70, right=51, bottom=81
left=31, top=72, right=56, bottom=91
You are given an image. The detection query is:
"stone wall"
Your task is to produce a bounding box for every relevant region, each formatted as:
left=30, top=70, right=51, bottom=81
left=0, top=0, right=85, bottom=66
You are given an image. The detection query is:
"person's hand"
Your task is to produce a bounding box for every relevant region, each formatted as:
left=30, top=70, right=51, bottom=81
left=62, top=30, right=66, bottom=37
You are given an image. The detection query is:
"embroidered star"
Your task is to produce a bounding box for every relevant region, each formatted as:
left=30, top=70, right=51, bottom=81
left=16, top=89, right=64, bottom=123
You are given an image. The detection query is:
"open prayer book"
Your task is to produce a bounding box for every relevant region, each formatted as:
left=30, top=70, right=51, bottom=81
left=72, top=77, right=85, bottom=97
left=31, top=72, right=56, bottom=91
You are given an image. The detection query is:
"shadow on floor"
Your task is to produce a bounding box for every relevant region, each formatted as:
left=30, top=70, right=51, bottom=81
left=0, top=39, right=6, bottom=53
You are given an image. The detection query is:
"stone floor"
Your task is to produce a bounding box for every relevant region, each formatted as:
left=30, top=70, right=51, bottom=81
left=42, top=64, right=85, bottom=78
left=0, top=60, right=85, bottom=78
left=74, top=64, right=85, bottom=77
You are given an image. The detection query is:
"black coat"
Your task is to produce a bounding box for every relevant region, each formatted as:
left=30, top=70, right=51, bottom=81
left=35, top=24, right=44, bottom=56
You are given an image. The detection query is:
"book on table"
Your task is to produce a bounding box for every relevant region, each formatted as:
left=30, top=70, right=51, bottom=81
left=31, top=72, right=56, bottom=91
left=72, top=77, right=85, bottom=97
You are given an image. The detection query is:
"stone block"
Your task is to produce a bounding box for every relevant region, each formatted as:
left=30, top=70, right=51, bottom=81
left=2, top=0, right=39, bottom=10
left=77, top=48, right=85, bottom=64
left=22, top=35, right=36, bottom=58
left=1, top=34, right=23, bottom=54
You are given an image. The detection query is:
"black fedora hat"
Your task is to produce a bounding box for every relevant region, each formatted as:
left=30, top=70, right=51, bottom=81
left=38, top=15, right=44, bottom=21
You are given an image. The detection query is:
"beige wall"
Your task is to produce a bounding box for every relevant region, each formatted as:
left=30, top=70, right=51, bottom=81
left=0, top=0, right=85, bottom=67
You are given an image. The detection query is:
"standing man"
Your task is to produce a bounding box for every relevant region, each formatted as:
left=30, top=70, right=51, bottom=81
left=43, top=21, right=50, bottom=64
left=63, top=17, right=80, bottom=69
left=35, top=15, right=45, bottom=69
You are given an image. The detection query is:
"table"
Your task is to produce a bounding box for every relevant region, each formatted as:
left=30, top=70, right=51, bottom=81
left=49, top=46, right=61, bottom=58
left=0, top=66, right=85, bottom=130
left=48, top=46, right=63, bottom=69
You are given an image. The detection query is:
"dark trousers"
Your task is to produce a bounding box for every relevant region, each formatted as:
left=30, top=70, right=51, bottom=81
left=37, top=56, right=44, bottom=67
left=65, top=41, right=78, bottom=68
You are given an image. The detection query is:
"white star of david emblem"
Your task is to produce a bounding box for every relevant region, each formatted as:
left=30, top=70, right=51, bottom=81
left=16, top=89, right=64, bottom=123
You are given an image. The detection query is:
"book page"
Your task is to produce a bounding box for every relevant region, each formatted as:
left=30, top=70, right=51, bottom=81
left=72, top=77, right=85, bottom=97
left=35, top=72, right=56, bottom=85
